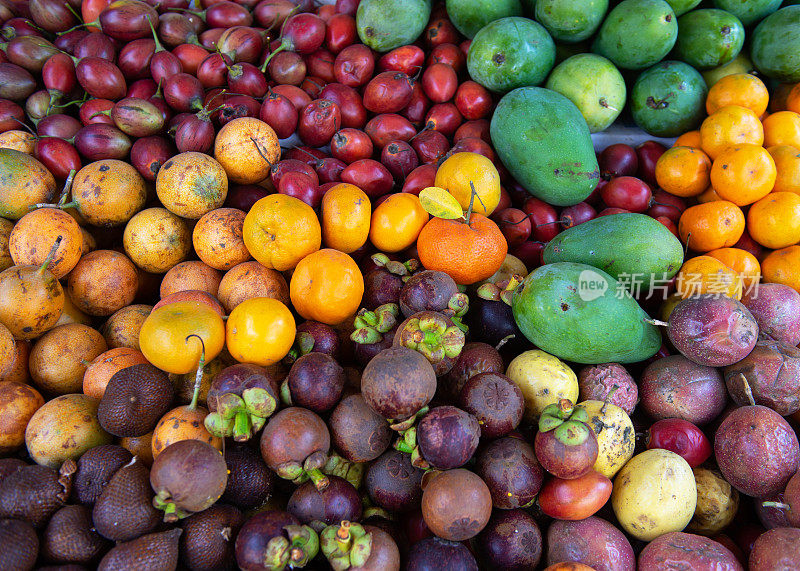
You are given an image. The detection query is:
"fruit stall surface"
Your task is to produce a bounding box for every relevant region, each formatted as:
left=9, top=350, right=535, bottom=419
left=1, top=0, right=800, bottom=569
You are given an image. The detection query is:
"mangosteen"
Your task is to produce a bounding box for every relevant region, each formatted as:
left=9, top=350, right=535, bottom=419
left=205, top=363, right=281, bottom=443
left=351, top=304, right=400, bottom=367
left=393, top=311, right=465, bottom=376
left=235, top=510, right=319, bottom=571
left=329, top=394, right=393, bottom=464
left=260, top=407, right=331, bottom=490
left=459, top=371, right=524, bottom=438
left=442, top=341, right=504, bottom=400
left=399, top=270, right=468, bottom=322
left=476, top=509, right=542, bottom=570
left=406, top=537, right=478, bottom=571
left=282, top=352, right=345, bottom=413
left=150, top=439, right=228, bottom=522
left=421, top=469, right=492, bottom=542
left=467, top=278, right=529, bottom=354
left=320, top=521, right=400, bottom=571
left=286, top=320, right=341, bottom=364
left=361, top=347, right=436, bottom=423
left=364, top=254, right=420, bottom=310
left=287, top=476, right=362, bottom=530
left=534, top=399, right=599, bottom=480
left=365, top=450, right=424, bottom=513
left=476, top=437, right=544, bottom=510
left=404, top=406, right=480, bottom=470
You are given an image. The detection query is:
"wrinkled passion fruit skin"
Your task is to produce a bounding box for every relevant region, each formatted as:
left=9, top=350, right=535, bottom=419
left=361, top=347, right=436, bottom=420
left=715, top=405, right=800, bottom=498
left=477, top=509, right=543, bottom=570
left=724, top=339, right=800, bottom=416
left=741, top=283, right=800, bottom=347
left=577, top=363, right=638, bottom=415
left=416, top=406, right=480, bottom=470
left=749, top=527, right=800, bottom=571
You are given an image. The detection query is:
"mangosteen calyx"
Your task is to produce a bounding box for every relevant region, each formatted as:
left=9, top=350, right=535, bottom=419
left=398, top=312, right=466, bottom=365
left=392, top=425, right=430, bottom=470
left=372, top=253, right=420, bottom=278
left=264, top=524, right=320, bottom=571
left=321, top=521, right=374, bottom=571
left=351, top=304, right=400, bottom=345
left=477, top=275, right=524, bottom=307
left=323, top=452, right=365, bottom=490
left=153, top=489, right=192, bottom=523
left=276, top=452, right=331, bottom=491
left=538, top=399, right=593, bottom=446
left=204, top=387, right=278, bottom=442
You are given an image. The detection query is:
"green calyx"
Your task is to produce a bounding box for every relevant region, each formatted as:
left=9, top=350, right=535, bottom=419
left=203, top=388, right=277, bottom=442
left=323, top=452, right=366, bottom=490
left=398, top=313, right=465, bottom=363
left=477, top=275, right=525, bottom=306
left=273, top=452, right=330, bottom=491
left=285, top=331, right=317, bottom=363
left=371, top=254, right=420, bottom=279
left=264, top=525, right=320, bottom=571
left=321, top=521, right=373, bottom=571
left=539, top=399, right=592, bottom=445
left=391, top=424, right=430, bottom=470
left=153, top=492, right=191, bottom=523
left=351, top=303, right=400, bottom=345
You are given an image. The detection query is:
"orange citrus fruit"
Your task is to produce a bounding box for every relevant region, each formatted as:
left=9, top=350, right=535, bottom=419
left=678, top=200, right=745, bottom=252
left=709, top=144, right=776, bottom=206
left=655, top=146, right=711, bottom=197
left=768, top=145, right=800, bottom=194
left=747, top=192, right=800, bottom=250
left=321, top=183, right=371, bottom=253
left=369, top=193, right=429, bottom=253
left=700, top=105, right=764, bottom=160
left=705, top=73, right=769, bottom=116
left=290, top=249, right=364, bottom=325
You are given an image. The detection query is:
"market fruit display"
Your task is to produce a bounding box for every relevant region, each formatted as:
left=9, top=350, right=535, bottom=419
left=1, top=0, right=800, bottom=569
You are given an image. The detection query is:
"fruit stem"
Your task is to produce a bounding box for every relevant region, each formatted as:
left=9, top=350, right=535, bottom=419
left=335, top=520, right=352, bottom=552
left=250, top=136, right=274, bottom=166
left=260, top=43, right=287, bottom=73
left=495, top=334, right=515, bottom=351
left=762, top=501, right=790, bottom=510
left=38, top=235, right=63, bottom=275
left=307, top=468, right=330, bottom=492
left=185, top=334, right=206, bottom=411
left=232, top=410, right=252, bottom=442
left=645, top=318, right=669, bottom=327
left=146, top=15, right=166, bottom=53
left=464, top=181, right=486, bottom=225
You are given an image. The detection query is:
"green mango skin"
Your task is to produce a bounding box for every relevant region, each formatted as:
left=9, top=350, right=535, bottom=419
left=534, top=0, right=609, bottom=43
left=631, top=60, right=708, bottom=137
left=542, top=213, right=684, bottom=290
left=446, top=0, right=523, bottom=39
left=512, top=262, right=663, bottom=364
left=751, top=6, right=800, bottom=83
left=665, top=0, right=703, bottom=16
left=592, top=0, right=678, bottom=70
left=545, top=53, right=626, bottom=133
left=467, top=17, right=556, bottom=93
left=712, top=0, right=783, bottom=26
left=490, top=86, right=599, bottom=207
left=675, top=9, right=745, bottom=70
left=356, top=0, right=432, bottom=53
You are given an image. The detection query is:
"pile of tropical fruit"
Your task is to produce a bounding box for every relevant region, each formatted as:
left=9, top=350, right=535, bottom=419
left=1, top=0, right=800, bottom=569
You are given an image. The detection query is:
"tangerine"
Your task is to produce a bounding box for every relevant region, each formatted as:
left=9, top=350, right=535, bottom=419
left=762, top=245, right=800, bottom=293
left=655, top=146, right=711, bottom=197
left=369, top=193, right=429, bottom=253
left=709, top=144, right=776, bottom=206
left=747, top=192, right=800, bottom=250
left=700, top=105, right=764, bottom=160
left=705, top=73, right=769, bottom=116
left=706, top=248, right=761, bottom=291
left=675, top=256, right=742, bottom=300
left=678, top=201, right=745, bottom=252
left=763, top=111, right=800, bottom=149
left=768, top=145, right=800, bottom=194
left=290, top=249, right=364, bottom=326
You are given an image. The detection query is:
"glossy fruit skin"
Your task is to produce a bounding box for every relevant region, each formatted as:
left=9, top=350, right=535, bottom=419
left=477, top=436, right=544, bottom=510
left=290, top=249, right=364, bottom=326
left=538, top=470, right=612, bottom=520
left=226, top=298, right=295, bottom=367
left=646, top=418, right=712, bottom=467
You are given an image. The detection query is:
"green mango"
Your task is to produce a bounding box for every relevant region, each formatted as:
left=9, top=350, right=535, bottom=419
left=356, top=0, right=431, bottom=52
left=631, top=60, right=707, bottom=137
left=592, top=0, right=678, bottom=70
left=751, top=6, right=800, bottom=83
left=675, top=9, right=744, bottom=70
left=534, top=0, right=609, bottom=43
left=512, top=262, right=663, bottom=364
left=446, top=0, right=523, bottom=39
left=712, top=0, right=783, bottom=26
left=542, top=213, right=684, bottom=290
left=665, top=0, right=702, bottom=16
left=490, top=86, right=599, bottom=206
left=545, top=53, right=626, bottom=133
left=467, top=17, right=556, bottom=93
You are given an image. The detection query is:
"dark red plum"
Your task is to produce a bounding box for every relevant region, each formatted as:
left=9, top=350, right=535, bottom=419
left=640, top=355, right=728, bottom=425
left=411, top=129, right=449, bottom=164
left=297, top=99, right=341, bottom=147
left=715, top=405, right=800, bottom=497
left=363, top=71, right=414, bottom=114
left=324, top=13, right=356, bottom=53
left=34, top=138, right=82, bottom=180
left=401, top=163, right=437, bottom=195
left=749, top=527, right=800, bottom=570
left=98, top=0, right=158, bottom=42
left=599, top=143, right=639, bottom=178
left=267, top=50, right=306, bottom=85
left=424, top=102, right=462, bottom=138
left=74, top=124, right=132, bottom=161
left=478, top=510, right=543, bottom=571
left=0, top=63, right=39, bottom=101
left=260, top=91, right=299, bottom=139
left=636, top=140, right=667, bottom=185
left=224, top=184, right=271, bottom=211
left=404, top=82, right=432, bottom=125
left=330, top=127, right=373, bottom=164
left=459, top=372, right=524, bottom=439
left=381, top=139, right=419, bottom=179
left=476, top=437, right=543, bottom=510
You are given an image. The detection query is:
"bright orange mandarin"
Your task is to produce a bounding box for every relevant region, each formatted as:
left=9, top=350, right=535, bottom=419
left=763, top=111, right=800, bottom=149
left=768, top=145, right=800, bottom=194
left=786, top=82, right=800, bottom=114
left=762, top=245, right=800, bottom=293
left=709, top=144, right=776, bottom=206
left=678, top=201, right=745, bottom=252
left=289, top=249, right=364, bottom=326
left=655, top=146, right=711, bottom=197
left=320, top=183, right=371, bottom=254
left=696, top=186, right=722, bottom=203
left=676, top=255, right=742, bottom=300
left=416, top=213, right=507, bottom=285
left=369, top=193, right=429, bottom=253
left=673, top=130, right=702, bottom=148
left=707, top=248, right=761, bottom=291
left=747, top=192, right=800, bottom=250
left=700, top=105, right=764, bottom=160
left=705, top=73, right=769, bottom=116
